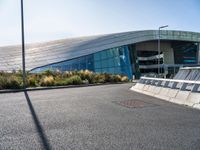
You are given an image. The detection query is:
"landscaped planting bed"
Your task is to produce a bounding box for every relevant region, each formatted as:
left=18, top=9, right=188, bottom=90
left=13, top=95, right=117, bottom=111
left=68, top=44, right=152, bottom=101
left=0, top=70, right=129, bottom=90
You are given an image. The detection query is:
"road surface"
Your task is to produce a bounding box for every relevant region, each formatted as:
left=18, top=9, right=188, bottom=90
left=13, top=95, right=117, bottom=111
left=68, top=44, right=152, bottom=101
left=0, top=83, right=200, bottom=149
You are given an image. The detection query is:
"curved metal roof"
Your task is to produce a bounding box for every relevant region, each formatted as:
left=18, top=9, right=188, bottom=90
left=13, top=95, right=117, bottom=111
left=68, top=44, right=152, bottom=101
left=0, top=30, right=200, bottom=71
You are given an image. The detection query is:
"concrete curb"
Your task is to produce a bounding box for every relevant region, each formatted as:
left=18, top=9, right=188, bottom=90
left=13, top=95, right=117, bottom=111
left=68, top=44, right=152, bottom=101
left=0, top=82, right=129, bottom=94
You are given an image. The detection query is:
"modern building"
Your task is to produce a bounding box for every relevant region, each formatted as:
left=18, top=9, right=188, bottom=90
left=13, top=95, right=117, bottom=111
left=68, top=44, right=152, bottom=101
left=0, top=30, right=200, bottom=79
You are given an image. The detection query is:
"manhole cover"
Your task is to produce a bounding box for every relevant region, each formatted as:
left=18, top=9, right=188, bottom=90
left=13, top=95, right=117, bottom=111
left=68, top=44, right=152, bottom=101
left=113, top=99, right=157, bottom=108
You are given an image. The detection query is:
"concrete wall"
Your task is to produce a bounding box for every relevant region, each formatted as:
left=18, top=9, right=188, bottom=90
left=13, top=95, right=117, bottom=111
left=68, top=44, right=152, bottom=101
left=131, top=80, right=200, bottom=110
left=136, top=41, right=174, bottom=64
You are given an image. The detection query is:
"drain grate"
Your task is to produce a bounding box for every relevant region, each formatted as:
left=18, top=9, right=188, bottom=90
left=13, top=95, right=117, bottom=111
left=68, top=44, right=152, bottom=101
left=113, top=99, right=157, bottom=108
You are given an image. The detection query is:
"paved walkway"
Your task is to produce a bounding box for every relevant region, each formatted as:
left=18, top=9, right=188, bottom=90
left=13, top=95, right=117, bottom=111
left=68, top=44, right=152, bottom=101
left=0, top=83, right=200, bottom=150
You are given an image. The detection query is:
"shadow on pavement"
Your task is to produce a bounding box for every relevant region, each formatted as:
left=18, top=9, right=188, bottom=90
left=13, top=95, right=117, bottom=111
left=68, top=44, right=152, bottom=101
left=24, top=91, right=51, bottom=150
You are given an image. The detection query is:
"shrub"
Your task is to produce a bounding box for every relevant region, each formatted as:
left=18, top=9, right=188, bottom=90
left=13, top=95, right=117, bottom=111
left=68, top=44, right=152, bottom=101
left=0, top=70, right=129, bottom=90
left=112, top=75, right=122, bottom=82
left=54, top=79, right=65, bottom=86
left=7, top=76, right=22, bottom=89
left=63, top=71, right=73, bottom=78
left=43, top=70, right=54, bottom=76
left=40, top=76, right=55, bottom=86
left=103, top=74, right=122, bottom=83
left=78, top=70, right=94, bottom=81
left=104, top=73, right=113, bottom=82
left=82, top=79, right=89, bottom=84
left=0, top=73, right=22, bottom=89
left=0, top=72, right=3, bottom=76
left=0, top=76, right=8, bottom=89
left=42, top=69, right=61, bottom=77
left=94, top=74, right=106, bottom=83
left=27, top=76, right=37, bottom=87
left=0, top=75, right=23, bottom=89
left=86, top=73, right=96, bottom=84
left=63, top=75, right=82, bottom=85
left=121, top=76, right=129, bottom=82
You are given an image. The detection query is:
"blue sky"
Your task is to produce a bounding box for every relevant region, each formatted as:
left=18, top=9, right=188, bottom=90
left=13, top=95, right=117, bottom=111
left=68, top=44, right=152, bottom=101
left=0, top=0, right=199, bottom=46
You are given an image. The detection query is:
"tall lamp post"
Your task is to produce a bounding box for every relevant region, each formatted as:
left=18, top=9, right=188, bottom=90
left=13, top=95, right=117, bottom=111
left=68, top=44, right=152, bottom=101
left=21, top=0, right=26, bottom=88
left=158, top=25, right=168, bottom=75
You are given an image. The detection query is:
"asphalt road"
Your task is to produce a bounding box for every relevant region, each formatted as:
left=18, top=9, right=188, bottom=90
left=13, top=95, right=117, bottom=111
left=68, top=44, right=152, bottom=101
left=0, top=83, right=200, bottom=150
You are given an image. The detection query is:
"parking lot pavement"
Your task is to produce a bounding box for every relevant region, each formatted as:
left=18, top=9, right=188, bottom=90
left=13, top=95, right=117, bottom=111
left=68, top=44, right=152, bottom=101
left=0, top=83, right=200, bottom=150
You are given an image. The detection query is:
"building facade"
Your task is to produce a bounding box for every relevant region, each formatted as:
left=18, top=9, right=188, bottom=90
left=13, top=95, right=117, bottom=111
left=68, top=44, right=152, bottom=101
left=0, top=30, right=200, bottom=79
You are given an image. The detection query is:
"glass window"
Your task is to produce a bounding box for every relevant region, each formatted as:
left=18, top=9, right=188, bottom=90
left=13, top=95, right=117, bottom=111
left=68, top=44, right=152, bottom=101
left=121, top=66, right=128, bottom=75
left=81, top=56, right=87, bottom=61
left=87, top=55, right=93, bottom=63
left=108, top=67, right=115, bottom=74
left=114, top=57, right=120, bottom=66
left=86, top=54, right=94, bottom=71
left=119, top=47, right=124, bottom=56
left=31, top=45, right=132, bottom=79
left=94, top=52, right=101, bottom=61
left=107, top=49, right=114, bottom=58
left=95, top=68, right=102, bottom=73
left=87, top=62, right=94, bottom=71
left=72, top=64, right=78, bottom=70
left=63, top=61, right=70, bottom=65
left=101, top=50, right=107, bottom=59
left=80, top=62, right=86, bottom=70
left=102, top=68, right=107, bottom=73
left=173, top=41, right=197, bottom=64
left=69, top=65, right=72, bottom=71
left=108, top=59, right=114, bottom=67
left=114, top=67, right=121, bottom=74
left=113, top=48, right=119, bottom=56
left=94, top=61, right=101, bottom=69
left=101, top=59, right=108, bottom=68
left=87, top=61, right=94, bottom=71
left=120, top=55, right=127, bottom=66
left=69, top=59, right=76, bottom=64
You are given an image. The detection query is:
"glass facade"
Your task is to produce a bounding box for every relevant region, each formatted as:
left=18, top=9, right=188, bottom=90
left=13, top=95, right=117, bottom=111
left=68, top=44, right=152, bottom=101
left=31, top=45, right=133, bottom=79
left=31, top=54, right=95, bottom=73
left=173, top=41, right=198, bottom=64
left=30, top=40, right=200, bottom=79
left=93, top=46, right=132, bottom=78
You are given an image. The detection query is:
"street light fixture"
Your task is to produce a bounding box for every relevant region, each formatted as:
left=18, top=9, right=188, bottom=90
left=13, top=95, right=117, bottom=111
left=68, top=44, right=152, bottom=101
left=21, top=0, right=26, bottom=88
left=158, top=25, right=168, bottom=75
